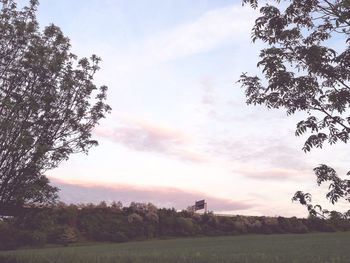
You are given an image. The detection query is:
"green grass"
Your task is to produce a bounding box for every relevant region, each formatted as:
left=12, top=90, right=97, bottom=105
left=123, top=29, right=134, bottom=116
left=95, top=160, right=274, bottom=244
left=0, top=232, right=349, bottom=263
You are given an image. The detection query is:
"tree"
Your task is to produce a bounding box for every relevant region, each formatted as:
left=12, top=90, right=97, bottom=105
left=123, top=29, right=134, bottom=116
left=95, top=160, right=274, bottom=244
left=240, top=0, right=350, bottom=217
left=0, top=0, right=111, bottom=212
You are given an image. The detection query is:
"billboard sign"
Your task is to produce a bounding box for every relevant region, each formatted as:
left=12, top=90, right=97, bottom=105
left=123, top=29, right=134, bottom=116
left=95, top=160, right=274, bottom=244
left=195, top=200, right=205, bottom=210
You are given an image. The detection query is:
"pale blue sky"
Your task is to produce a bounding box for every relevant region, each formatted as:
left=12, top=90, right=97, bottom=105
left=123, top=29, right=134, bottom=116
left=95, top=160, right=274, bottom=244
left=25, top=0, right=349, bottom=216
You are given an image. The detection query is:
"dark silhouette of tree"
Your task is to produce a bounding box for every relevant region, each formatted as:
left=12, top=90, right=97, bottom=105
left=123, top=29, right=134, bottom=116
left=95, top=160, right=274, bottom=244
left=240, top=0, right=350, bottom=217
left=0, top=201, right=349, bottom=250
left=0, top=0, right=111, bottom=212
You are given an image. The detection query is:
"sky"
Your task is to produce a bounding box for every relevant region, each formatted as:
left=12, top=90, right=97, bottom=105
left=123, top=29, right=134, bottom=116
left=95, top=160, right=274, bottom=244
left=28, top=0, right=349, bottom=217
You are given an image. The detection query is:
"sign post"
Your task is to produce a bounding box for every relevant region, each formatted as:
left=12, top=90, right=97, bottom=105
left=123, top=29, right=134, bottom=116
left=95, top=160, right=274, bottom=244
left=194, top=200, right=207, bottom=213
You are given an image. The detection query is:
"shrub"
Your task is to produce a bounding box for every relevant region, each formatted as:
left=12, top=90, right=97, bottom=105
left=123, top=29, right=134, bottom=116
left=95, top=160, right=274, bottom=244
left=17, top=230, right=47, bottom=247
left=50, top=226, right=78, bottom=245
left=0, top=221, right=19, bottom=250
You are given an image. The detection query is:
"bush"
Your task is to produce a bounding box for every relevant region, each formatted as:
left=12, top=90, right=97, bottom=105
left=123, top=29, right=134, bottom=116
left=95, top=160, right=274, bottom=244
left=49, top=226, right=78, bottom=245
left=0, top=221, right=19, bottom=250
left=288, top=218, right=309, bottom=234
left=17, top=230, right=47, bottom=247
left=32, top=231, right=47, bottom=247
left=175, top=217, right=195, bottom=236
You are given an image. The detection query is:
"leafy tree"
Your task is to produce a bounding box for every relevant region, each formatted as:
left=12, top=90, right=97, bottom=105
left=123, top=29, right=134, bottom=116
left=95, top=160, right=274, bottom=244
left=240, top=0, right=350, bottom=217
left=55, top=226, right=78, bottom=246
left=0, top=0, right=110, bottom=211
left=0, top=201, right=349, bottom=250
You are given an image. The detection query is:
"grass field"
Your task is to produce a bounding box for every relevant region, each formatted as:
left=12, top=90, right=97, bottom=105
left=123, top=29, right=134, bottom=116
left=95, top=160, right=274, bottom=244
left=0, top=232, right=349, bottom=263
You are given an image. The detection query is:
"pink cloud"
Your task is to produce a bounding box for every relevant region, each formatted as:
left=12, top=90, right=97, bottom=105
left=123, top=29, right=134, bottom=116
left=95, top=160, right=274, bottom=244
left=169, top=148, right=208, bottom=163
left=234, top=167, right=305, bottom=181
left=95, top=126, right=182, bottom=152
left=52, top=178, right=254, bottom=212
left=94, top=113, right=208, bottom=163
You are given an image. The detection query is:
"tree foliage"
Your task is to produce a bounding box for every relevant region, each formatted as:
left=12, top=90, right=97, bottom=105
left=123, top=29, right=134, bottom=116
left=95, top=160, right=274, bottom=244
left=240, top=0, right=350, bottom=217
left=0, top=0, right=111, bottom=209
left=292, top=165, right=350, bottom=218
left=1, top=201, right=349, bottom=250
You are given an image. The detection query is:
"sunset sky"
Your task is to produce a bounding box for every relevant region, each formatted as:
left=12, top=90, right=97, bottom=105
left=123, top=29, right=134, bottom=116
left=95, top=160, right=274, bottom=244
left=32, top=0, right=349, bottom=217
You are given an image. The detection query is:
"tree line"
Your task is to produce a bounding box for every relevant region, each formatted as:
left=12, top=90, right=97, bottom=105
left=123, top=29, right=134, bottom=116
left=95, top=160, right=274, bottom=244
left=1, top=201, right=349, bottom=250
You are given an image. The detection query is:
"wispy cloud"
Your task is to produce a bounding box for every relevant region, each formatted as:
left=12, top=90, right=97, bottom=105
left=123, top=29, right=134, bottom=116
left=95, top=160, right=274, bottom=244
left=113, top=4, right=256, bottom=70
left=234, top=167, right=304, bottom=181
left=145, top=5, right=254, bottom=62
left=207, top=138, right=312, bottom=180
left=53, top=179, right=254, bottom=212
left=200, top=76, right=216, bottom=105
left=94, top=112, right=208, bottom=163
left=95, top=112, right=312, bottom=176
